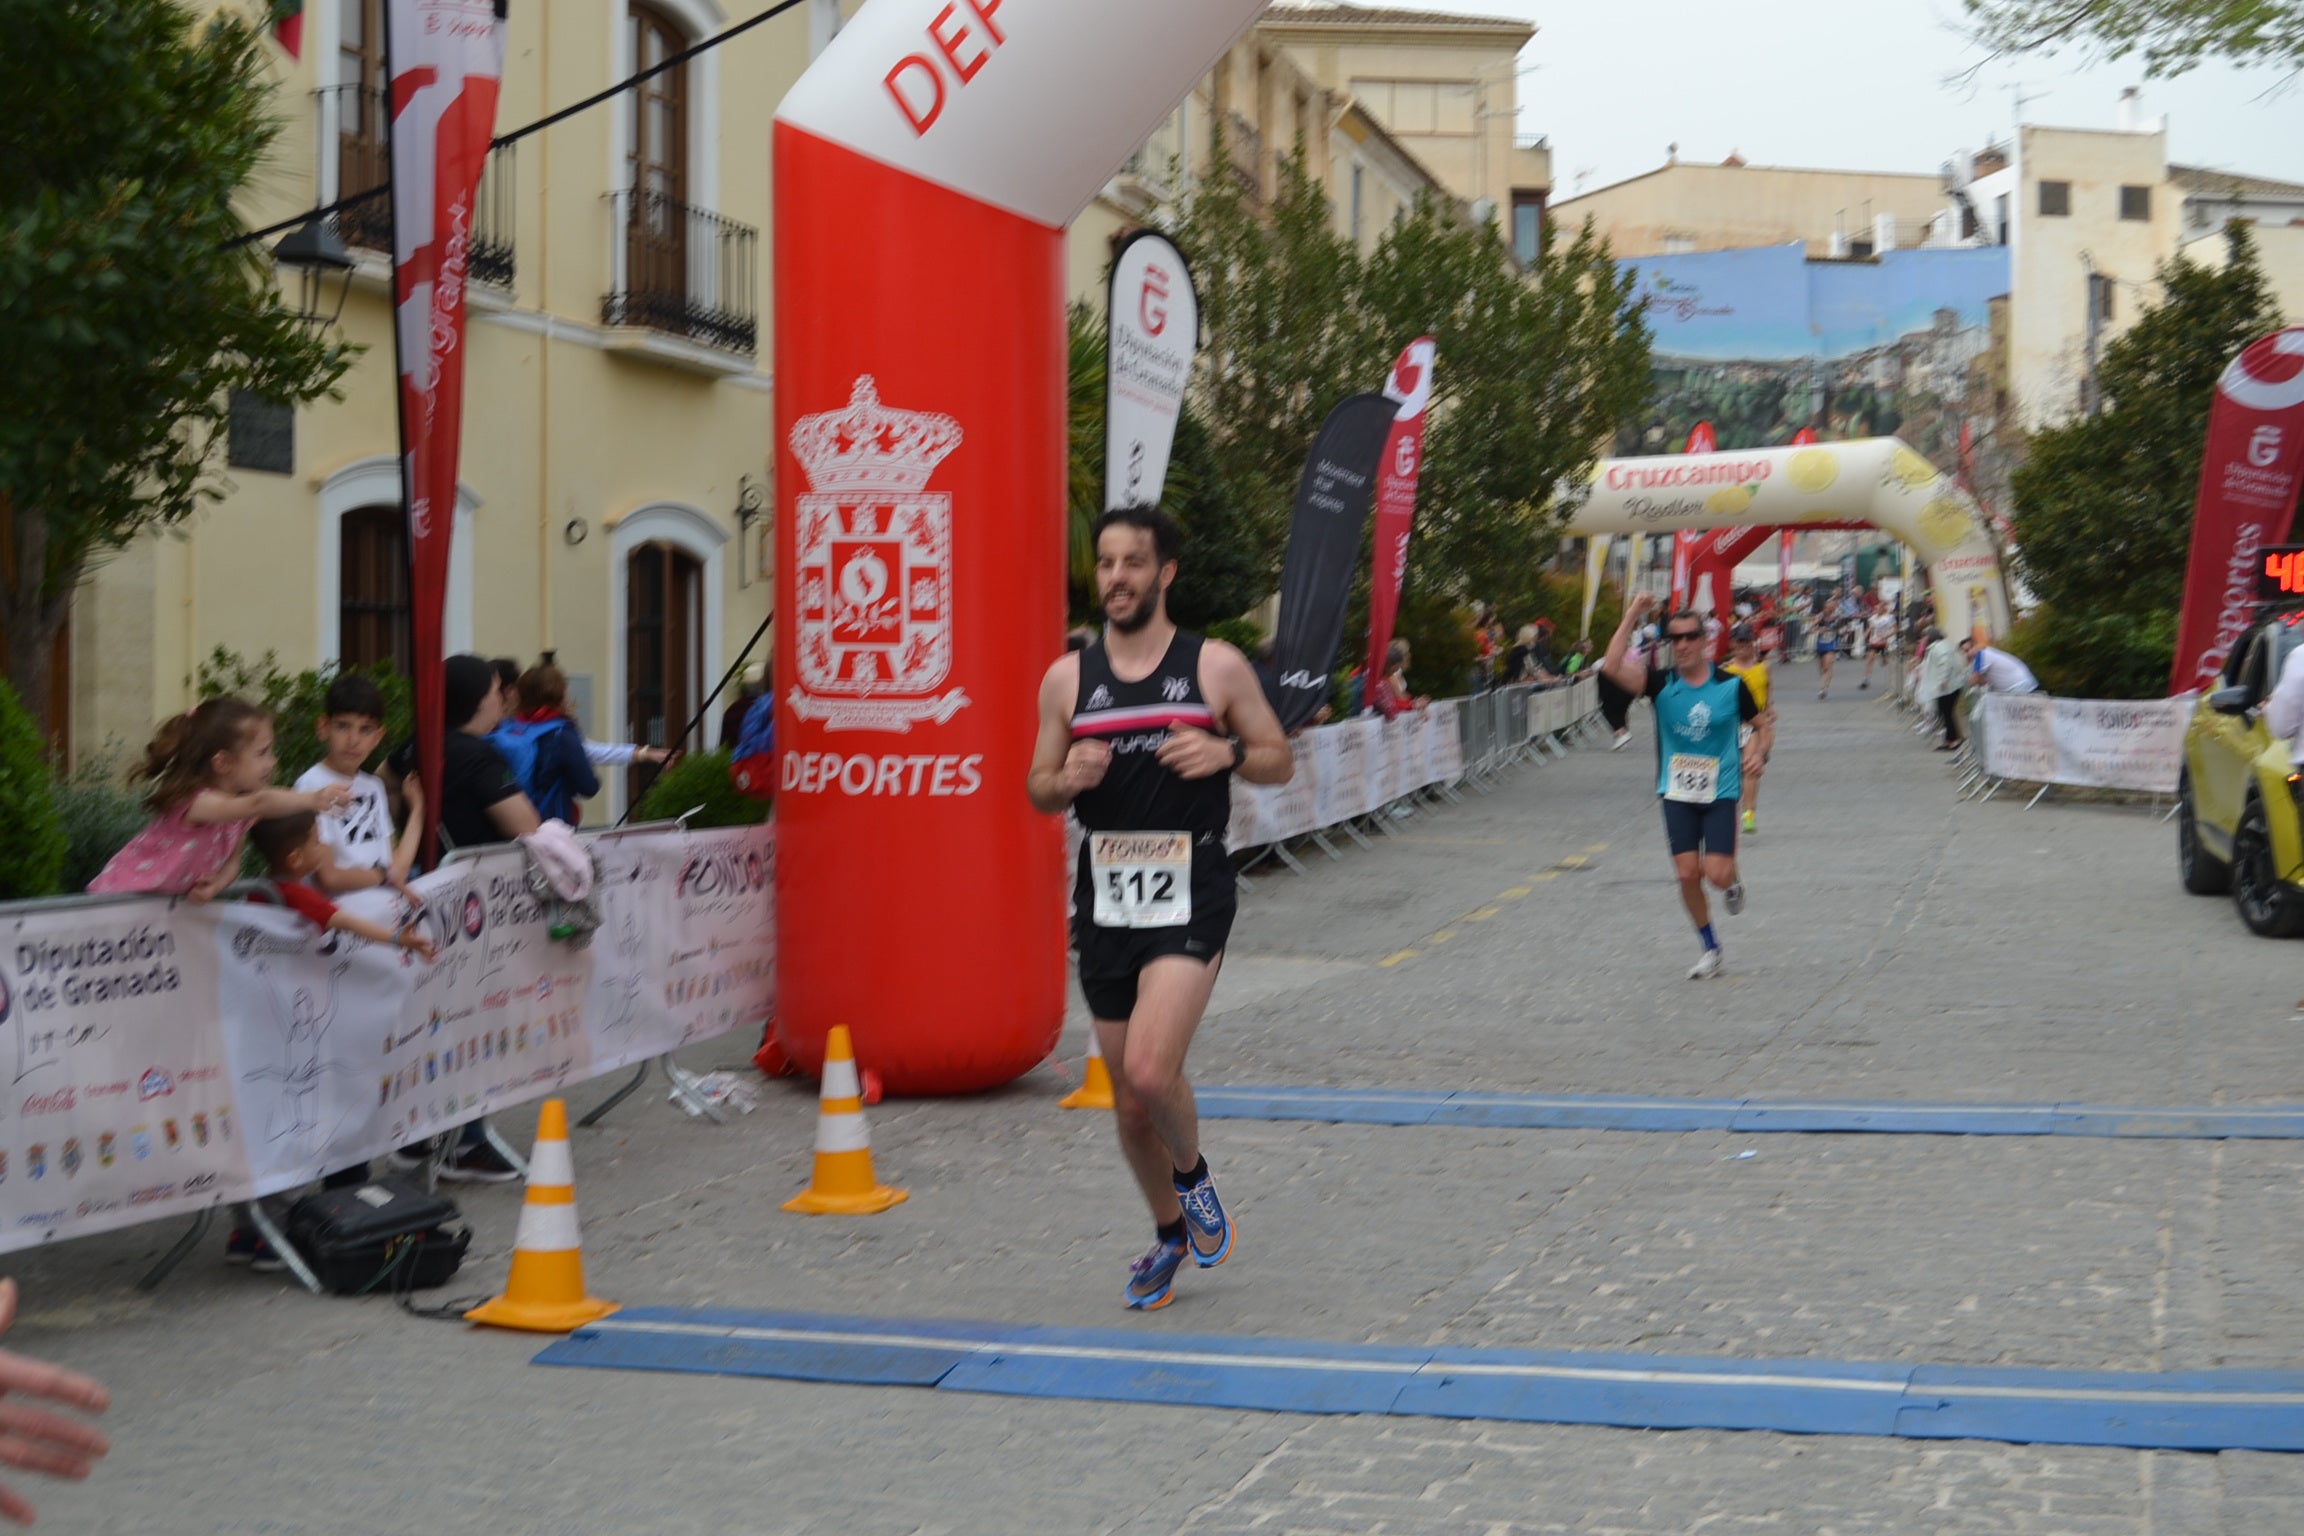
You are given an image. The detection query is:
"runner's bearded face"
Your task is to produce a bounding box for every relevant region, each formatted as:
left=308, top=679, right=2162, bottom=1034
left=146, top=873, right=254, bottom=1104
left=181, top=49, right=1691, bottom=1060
left=1096, top=527, right=1172, bottom=636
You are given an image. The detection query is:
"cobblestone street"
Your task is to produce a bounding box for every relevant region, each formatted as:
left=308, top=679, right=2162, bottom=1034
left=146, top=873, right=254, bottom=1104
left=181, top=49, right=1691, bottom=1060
left=19, top=683, right=2304, bottom=1535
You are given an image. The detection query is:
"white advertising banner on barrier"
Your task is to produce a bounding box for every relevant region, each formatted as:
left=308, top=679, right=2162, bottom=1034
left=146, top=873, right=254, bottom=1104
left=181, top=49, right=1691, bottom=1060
left=2050, top=694, right=2196, bottom=793
left=1981, top=694, right=2058, bottom=784
left=0, top=825, right=774, bottom=1256
left=1982, top=693, right=2194, bottom=793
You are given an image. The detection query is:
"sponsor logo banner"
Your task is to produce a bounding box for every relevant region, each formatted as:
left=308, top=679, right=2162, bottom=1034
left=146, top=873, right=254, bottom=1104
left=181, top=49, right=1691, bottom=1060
left=1270, top=394, right=1397, bottom=732
left=2171, top=329, right=2304, bottom=693
left=0, top=825, right=772, bottom=1254
left=1105, top=232, right=1199, bottom=512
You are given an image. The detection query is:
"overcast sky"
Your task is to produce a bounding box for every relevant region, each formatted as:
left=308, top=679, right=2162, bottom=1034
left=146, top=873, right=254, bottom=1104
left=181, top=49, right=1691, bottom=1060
left=1409, top=0, right=2304, bottom=197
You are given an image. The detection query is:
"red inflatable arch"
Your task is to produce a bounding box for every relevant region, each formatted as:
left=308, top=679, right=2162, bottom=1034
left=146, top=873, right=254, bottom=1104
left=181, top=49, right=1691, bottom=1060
left=769, top=0, right=1266, bottom=1093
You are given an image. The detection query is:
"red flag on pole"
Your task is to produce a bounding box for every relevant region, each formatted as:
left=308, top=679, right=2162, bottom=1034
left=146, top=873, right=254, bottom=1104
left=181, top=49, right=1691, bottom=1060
left=1668, top=422, right=1715, bottom=611
left=388, top=0, right=509, bottom=866
left=1364, top=337, right=1435, bottom=690
left=2169, top=328, right=2304, bottom=694
left=1781, top=427, right=1816, bottom=608
left=270, top=1, right=307, bottom=59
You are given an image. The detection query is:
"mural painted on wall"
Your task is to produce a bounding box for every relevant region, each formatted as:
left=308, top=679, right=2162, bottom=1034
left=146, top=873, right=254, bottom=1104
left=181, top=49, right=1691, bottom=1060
left=1619, top=243, right=2013, bottom=510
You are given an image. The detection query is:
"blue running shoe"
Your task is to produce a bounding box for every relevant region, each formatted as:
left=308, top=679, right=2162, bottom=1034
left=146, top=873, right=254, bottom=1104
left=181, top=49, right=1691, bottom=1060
left=1177, top=1174, right=1233, bottom=1268
left=1124, top=1237, right=1187, bottom=1310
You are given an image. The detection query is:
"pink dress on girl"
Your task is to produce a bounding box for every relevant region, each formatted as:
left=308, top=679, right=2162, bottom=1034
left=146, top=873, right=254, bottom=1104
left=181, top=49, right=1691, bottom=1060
left=88, top=801, right=253, bottom=896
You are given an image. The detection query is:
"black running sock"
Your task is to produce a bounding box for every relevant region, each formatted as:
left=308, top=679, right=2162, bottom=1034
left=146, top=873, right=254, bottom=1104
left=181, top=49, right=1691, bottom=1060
left=1171, top=1155, right=1209, bottom=1191
left=1156, top=1218, right=1185, bottom=1246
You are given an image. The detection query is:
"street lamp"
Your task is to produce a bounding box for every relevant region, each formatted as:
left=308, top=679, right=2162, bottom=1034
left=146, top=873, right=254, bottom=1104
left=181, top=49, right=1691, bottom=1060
left=270, top=214, right=356, bottom=332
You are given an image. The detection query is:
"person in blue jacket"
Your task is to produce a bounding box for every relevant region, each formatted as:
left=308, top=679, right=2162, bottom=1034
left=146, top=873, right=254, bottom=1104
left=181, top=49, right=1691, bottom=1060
left=489, top=663, right=601, bottom=826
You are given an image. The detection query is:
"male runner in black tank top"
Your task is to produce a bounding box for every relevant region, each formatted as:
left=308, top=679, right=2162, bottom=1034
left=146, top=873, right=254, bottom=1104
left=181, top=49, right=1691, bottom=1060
left=1028, top=504, right=1292, bottom=1311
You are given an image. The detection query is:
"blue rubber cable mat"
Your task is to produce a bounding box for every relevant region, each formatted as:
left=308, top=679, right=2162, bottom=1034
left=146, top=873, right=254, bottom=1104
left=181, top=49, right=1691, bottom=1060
left=1192, top=1086, right=2304, bottom=1140
left=535, top=1308, right=2304, bottom=1451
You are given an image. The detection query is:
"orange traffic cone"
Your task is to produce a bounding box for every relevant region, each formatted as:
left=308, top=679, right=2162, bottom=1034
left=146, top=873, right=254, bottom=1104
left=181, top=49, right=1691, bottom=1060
left=784, top=1026, right=907, bottom=1215
left=465, top=1100, right=619, bottom=1333
left=1059, top=1033, right=1115, bottom=1110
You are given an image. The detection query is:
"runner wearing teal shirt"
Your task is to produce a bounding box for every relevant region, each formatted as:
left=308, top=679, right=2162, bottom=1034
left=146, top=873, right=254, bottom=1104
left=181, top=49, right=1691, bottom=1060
left=1601, top=594, right=1762, bottom=979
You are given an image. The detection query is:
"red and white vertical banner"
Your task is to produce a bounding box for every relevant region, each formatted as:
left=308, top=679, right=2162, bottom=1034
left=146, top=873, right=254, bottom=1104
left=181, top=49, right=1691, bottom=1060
left=1104, top=231, right=1199, bottom=510
left=772, top=0, right=1265, bottom=1094
left=1669, top=420, right=1716, bottom=611
left=387, top=0, right=508, bottom=862
left=2169, top=328, right=2304, bottom=694
left=1363, top=337, right=1434, bottom=687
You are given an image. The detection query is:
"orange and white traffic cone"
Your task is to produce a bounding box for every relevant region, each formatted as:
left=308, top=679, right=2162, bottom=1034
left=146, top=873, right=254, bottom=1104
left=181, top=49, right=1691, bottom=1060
left=1059, top=1033, right=1115, bottom=1111
left=783, top=1026, right=908, bottom=1215
left=465, top=1100, right=619, bottom=1333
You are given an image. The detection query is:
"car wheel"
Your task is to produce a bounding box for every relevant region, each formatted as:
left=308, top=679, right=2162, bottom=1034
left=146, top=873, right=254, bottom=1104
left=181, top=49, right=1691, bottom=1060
left=2178, top=772, right=2230, bottom=895
left=2231, top=794, right=2304, bottom=938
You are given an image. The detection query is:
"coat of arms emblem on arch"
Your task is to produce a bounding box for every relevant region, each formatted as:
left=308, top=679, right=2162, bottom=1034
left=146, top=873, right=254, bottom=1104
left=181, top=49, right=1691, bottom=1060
left=788, top=376, right=971, bottom=732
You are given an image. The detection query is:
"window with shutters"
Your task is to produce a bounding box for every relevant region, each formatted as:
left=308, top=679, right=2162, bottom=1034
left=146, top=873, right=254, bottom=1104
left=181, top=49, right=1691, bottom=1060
left=339, top=505, right=413, bottom=673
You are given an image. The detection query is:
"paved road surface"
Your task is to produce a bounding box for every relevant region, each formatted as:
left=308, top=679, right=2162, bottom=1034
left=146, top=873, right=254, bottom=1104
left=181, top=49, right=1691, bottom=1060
left=17, top=679, right=2303, bottom=1534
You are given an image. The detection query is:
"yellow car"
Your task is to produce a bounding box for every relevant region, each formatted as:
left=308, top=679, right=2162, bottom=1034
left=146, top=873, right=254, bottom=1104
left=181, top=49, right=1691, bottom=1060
left=2179, top=615, right=2304, bottom=937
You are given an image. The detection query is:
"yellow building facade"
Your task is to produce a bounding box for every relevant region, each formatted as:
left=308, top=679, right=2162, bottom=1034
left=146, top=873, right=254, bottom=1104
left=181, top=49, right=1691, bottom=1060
left=73, top=3, right=1530, bottom=808
left=1552, top=157, right=1949, bottom=260
left=70, top=0, right=860, bottom=816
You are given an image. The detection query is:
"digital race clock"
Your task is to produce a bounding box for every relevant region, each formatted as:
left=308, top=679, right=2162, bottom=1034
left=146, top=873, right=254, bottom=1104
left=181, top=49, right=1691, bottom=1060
left=2257, top=544, right=2304, bottom=602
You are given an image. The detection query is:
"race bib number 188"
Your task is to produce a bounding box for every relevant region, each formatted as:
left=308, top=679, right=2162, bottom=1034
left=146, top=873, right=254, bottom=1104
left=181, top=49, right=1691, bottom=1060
left=1666, top=753, right=1719, bottom=804
left=1090, top=831, right=1193, bottom=929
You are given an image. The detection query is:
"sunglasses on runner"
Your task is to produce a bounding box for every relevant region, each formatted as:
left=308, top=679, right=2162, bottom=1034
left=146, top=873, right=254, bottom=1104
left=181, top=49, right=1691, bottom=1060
left=1665, top=629, right=1705, bottom=643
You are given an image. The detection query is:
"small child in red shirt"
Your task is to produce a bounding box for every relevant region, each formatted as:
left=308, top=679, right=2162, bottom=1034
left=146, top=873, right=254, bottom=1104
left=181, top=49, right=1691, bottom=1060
left=247, top=814, right=437, bottom=960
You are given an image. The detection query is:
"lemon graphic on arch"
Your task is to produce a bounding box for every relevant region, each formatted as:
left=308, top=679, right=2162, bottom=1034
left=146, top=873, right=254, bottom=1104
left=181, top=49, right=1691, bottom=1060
left=1889, top=446, right=1941, bottom=490
left=1705, top=484, right=1756, bottom=515
left=1917, top=497, right=1974, bottom=550
left=1787, top=447, right=1838, bottom=494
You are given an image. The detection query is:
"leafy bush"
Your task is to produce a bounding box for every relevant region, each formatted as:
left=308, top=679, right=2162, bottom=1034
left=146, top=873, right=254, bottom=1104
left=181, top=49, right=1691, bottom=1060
left=1396, top=588, right=1481, bottom=699
left=192, top=648, right=413, bottom=785
left=2001, top=604, right=2180, bottom=701
left=0, top=681, right=64, bottom=899
left=632, top=749, right=770, bottom=829
left=1205, top=616, right=1264, bottom=655
left=53, top=752, right=147, bottom=895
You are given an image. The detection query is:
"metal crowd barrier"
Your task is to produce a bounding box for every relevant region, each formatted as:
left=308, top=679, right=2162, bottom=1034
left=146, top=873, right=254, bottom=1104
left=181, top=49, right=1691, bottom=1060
left=1234, top=676, right=1606, bottom=886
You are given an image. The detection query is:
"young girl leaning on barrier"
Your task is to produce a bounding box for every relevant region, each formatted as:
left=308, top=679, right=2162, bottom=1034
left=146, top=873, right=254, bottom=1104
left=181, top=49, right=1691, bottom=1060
left=87, top=699, right=348, bottom=901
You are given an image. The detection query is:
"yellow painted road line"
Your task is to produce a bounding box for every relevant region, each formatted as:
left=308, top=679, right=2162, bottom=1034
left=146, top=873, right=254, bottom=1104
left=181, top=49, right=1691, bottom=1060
left=1500, top=886, right=1534, bottom=899
left=1378, top=950, right=1420, bottom=968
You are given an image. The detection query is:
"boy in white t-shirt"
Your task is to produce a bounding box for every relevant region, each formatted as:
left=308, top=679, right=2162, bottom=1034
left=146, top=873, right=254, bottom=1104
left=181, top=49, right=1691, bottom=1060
left=295, top=674, right=424, bottom=898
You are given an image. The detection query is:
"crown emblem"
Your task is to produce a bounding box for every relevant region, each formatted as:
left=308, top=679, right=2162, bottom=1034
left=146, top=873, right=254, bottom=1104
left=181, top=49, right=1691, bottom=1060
left=790, top=376, right=963, bottom=494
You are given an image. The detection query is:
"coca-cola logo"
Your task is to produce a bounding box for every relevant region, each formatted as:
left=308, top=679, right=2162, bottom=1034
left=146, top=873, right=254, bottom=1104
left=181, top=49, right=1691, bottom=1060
left=22, top=1088, right=75, bottom=1117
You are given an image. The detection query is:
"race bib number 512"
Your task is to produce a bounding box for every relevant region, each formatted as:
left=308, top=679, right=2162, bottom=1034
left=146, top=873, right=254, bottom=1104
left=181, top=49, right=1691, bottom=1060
left=1090, top=832, right=1192, bottom=929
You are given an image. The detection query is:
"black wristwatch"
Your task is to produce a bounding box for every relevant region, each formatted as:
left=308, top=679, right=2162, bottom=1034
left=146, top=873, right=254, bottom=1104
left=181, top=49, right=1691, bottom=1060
left=1228, top=736, right=1247, bottom=770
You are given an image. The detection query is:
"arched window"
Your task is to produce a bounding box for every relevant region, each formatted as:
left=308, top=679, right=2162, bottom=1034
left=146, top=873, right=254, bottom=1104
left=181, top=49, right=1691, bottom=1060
left=339, top=505, right=412, bottom=673
left=624, top=541, right=705, bottom=802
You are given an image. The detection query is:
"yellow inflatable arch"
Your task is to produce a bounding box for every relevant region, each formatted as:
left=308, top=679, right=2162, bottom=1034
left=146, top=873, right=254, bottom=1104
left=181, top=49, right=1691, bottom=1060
left=1565, top=437, right=2011, bottom=640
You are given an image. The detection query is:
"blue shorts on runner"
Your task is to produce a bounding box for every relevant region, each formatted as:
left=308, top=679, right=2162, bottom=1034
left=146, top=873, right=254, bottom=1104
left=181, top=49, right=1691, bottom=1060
left=1662, top=799, right=1737, bottom=857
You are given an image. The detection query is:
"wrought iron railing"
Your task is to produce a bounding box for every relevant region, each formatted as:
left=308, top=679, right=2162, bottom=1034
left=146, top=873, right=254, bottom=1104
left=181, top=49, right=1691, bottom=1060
left=602, top=189, right=759, bottom=355
left=1226, top=111, right=1264, bottom=203
left=314, top=84, right=516, bottom=287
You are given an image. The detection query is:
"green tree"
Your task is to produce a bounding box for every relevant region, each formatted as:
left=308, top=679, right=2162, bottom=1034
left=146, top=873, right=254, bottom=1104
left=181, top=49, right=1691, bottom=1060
left=1961, top=0, right=2304, bottom=74
left=1355, top=202, right=1652, bottom=611
left=1064, top=304, right=1266, bottom=629
left=0, top=1, right=350, bottom=729
left=1169, top=146, right=1367, bottom=574
left=1170, top=151, right=1650, bottom=645
left=0, top=679, right=64, bottom=899
left=2006, top=222, right=2286, bottom=695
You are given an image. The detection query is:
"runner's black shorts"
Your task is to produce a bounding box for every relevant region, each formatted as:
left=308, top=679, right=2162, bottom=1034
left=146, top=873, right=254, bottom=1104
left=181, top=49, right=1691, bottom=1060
left=1661, top=798, right=1737, bottom=857
left=1072, top=836, right=1234, bottom=1021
